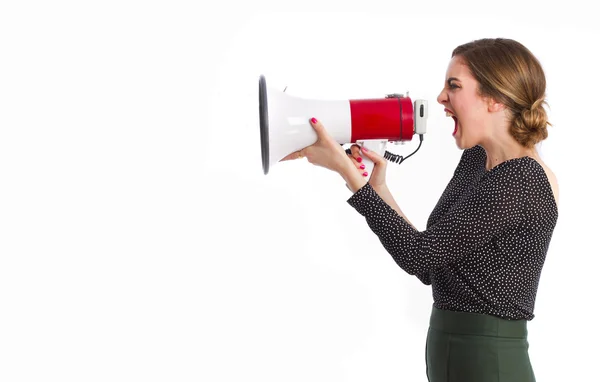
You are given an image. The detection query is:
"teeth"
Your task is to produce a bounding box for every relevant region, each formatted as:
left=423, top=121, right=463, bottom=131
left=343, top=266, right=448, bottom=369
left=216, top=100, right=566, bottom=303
left=446, top=112, right=453, bottom=117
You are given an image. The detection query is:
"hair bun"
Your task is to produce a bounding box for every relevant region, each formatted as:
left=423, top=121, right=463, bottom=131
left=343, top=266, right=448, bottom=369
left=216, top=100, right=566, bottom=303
left=511, top=99, right=550, bottom=148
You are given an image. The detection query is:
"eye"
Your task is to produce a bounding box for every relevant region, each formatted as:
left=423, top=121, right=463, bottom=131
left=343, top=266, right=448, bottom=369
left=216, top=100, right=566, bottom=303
left=448, top=83, right=459, bottom=90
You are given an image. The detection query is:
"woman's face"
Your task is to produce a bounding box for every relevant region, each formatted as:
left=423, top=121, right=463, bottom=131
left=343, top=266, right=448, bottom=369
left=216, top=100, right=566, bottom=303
left=437, top=56, right=491, bottom=149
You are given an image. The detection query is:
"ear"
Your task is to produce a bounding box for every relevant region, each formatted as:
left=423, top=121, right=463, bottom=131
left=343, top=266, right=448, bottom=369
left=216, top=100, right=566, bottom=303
left=486, top=97, right=505, bottom=113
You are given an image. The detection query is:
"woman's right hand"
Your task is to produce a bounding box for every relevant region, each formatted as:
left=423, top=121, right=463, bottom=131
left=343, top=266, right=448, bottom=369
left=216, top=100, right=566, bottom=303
left=348, top=144, right=388, bottom=190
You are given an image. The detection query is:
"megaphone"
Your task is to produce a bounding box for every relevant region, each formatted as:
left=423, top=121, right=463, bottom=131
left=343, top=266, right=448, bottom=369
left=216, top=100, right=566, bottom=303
left=259, top=75, right=428, bottom=179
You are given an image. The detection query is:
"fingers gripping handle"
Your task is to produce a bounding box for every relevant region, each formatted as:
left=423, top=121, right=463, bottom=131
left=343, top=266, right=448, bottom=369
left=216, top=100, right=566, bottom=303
left=357, top=139, right=387, bottom=181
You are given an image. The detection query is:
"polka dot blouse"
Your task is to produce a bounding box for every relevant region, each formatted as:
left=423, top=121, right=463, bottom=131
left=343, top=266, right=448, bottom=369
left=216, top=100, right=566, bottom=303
left=347, top=145, right=558, bottom=320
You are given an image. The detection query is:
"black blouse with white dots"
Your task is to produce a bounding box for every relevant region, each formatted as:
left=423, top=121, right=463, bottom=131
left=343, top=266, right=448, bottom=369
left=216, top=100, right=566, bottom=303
left=347, top=145, right=558, bottom=321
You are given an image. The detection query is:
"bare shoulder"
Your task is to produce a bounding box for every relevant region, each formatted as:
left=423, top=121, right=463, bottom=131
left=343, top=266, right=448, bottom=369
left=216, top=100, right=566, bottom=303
left=532, top=157, right=560, bottom=208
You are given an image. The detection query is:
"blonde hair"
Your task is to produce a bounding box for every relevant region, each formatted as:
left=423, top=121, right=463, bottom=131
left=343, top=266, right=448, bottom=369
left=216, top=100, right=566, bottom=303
left=452, top=38, right=551, bottom=148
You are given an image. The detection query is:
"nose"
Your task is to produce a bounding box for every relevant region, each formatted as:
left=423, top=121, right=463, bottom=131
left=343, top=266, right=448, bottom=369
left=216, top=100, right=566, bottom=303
left=437, top=88, right=447, bottom=105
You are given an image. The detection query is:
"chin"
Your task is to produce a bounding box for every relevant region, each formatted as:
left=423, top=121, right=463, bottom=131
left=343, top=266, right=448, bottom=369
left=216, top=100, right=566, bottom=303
left=454, top=133, right=478, bottom=150
left=454, top=136, right=467, bottom=150
left=456, top=142, right=475, bottom=150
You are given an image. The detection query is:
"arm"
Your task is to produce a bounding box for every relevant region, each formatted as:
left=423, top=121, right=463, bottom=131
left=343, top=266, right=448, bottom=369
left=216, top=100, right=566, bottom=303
left=340, top=158, right=428, bottom=283
left=346, top=165, right=528, bottom=276
left=340, top=157, right=416, bottom=229
left=370, top=184, right=431, bottom=284
left=339, top=145, right=416, bottom=229
left=370, top=184, right=417, bottom=230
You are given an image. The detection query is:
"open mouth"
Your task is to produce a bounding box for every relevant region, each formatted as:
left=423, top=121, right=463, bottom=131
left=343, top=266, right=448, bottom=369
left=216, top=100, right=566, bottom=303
left=445, top=109, right=458, bottom=136
left=452, top=116, right=458, bottom=136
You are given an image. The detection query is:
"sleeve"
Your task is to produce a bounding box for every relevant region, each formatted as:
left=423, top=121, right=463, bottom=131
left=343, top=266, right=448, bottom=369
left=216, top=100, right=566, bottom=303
left=347, top=166, right=528, bottom=276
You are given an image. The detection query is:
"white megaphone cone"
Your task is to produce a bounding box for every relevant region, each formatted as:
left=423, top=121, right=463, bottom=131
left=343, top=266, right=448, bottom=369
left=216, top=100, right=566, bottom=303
left=259, top=75, right=428, bottom=179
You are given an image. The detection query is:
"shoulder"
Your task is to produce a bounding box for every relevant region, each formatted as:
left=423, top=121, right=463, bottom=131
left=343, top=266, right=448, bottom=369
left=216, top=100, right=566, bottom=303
left=487, top=155, right=542, bottom=184
left=525, top=157, right=560, bottom=209
left=490, top=157, right=559, bottom=212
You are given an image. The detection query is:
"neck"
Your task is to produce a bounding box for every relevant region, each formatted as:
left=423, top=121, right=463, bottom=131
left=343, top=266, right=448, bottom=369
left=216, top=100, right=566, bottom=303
left=477, top=109, right=539, bottom=171
left=480, top=138, right=537, bottom=171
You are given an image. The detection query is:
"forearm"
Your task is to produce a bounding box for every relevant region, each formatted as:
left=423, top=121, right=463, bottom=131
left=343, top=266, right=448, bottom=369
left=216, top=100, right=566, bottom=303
left=340, top=164, right=417, bottom=230
left=347, top=184, right=427, bottom=276
left=340, top=162, right=368, bottom=193
left=371, top=184, right=417, bottom=230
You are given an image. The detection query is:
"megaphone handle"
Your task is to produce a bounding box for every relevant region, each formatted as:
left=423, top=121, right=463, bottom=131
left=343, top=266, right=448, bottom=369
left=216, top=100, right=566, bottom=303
left=357, top=139, right=387, bottom=182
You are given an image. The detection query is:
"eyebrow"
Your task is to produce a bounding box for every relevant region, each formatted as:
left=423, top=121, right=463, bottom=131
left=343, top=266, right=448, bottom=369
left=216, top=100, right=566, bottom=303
left=447, top=77, right=460, bottom=86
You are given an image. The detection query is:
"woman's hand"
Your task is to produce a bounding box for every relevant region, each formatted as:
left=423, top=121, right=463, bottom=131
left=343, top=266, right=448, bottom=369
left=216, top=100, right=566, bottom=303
left=280, top=117, right=353, bottom=175
left=348, top=144, right=388, bottom=190
left=279, top=117, right=394, bottom=193
left=346, top=144, right=368, bottom=177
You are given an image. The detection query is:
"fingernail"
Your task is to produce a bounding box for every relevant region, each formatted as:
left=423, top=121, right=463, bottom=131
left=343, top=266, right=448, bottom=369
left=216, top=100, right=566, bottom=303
left=356, top=157, right=362, bottom=162
left=362, top=171, right=368, bottom=177
left=310, top=117, right=318, bottom=124
left=362, top=147, right=369, bottom=152
left=360, top=164, right=365, bottom=169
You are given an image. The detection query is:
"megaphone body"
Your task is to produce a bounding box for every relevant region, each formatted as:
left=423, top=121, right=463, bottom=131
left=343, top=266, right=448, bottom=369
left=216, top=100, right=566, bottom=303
left=259, top=75, right=428, bottom=179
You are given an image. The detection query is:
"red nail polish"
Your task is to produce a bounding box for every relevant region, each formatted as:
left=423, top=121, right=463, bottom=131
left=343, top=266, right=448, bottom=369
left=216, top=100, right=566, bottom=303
left=362, top=147, right=369, bottom=152
left=362, top=171, right=368, bottom=177
left=310, top=117, right=317, bottom=123
left=356, top=157, right=362, bottom=162
left=360, top=164, right=365, bottom=169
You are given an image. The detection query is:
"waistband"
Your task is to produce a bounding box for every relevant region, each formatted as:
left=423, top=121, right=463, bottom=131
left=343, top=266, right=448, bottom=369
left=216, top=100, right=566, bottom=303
left=429, top=306, right=528, bottom=339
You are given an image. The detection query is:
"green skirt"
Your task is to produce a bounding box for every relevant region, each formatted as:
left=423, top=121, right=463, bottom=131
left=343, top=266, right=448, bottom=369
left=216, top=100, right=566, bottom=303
left=425, top=306, right=536, bottom=382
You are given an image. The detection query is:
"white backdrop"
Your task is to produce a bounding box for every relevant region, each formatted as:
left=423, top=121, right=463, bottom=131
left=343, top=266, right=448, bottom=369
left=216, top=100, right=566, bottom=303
left=1, top=2, right=598, bottom=382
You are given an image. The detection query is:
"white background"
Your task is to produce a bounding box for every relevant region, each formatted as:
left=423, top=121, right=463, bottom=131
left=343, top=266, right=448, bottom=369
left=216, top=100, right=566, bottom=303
left=1, top=2, right=598, bottom=381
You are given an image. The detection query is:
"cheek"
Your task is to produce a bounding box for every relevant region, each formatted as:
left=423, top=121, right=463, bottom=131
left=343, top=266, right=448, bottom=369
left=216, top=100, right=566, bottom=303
left=456, top=102, right=484, bottom=126
left=449, top=94, right=466, bottom=116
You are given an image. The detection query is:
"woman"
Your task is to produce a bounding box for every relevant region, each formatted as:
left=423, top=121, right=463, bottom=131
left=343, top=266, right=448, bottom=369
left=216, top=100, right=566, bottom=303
left=284, top=38, right=559, bottom=381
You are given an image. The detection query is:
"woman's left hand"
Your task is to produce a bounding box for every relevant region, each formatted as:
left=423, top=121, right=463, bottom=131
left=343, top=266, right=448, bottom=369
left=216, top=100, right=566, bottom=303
left=280, top=117, right=352, bottom=175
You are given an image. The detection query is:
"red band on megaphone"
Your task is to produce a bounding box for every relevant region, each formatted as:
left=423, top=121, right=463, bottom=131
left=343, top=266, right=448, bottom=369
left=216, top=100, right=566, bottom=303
left=349, top=97, right=414, bottom=142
